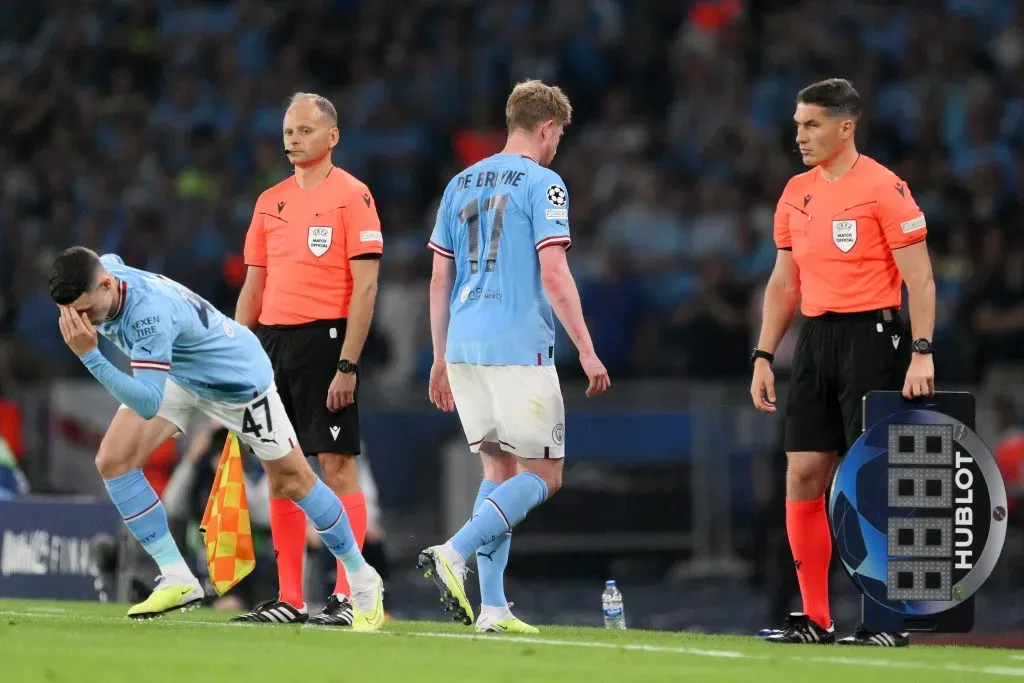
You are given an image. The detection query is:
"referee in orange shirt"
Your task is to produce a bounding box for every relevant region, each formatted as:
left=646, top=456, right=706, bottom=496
left=232, top=93, right=384, bottom=626
left=749, top=79, right=936, bottom=647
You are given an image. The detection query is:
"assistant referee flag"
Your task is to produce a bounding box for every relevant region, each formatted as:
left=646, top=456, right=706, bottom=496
left=199, top=432, right=256, bottom=596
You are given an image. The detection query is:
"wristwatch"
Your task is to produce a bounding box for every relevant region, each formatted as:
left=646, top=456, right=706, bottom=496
left=912, top=339, right=933, bottom=355
left=337, top=359, right=359, bottom=374
left=750, top=348, right=775, bottom=365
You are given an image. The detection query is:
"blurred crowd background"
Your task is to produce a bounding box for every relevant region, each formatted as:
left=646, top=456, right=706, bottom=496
left=3, top=0, right=1024, bottom=386
left=3, top=0, right=1024, bottom=632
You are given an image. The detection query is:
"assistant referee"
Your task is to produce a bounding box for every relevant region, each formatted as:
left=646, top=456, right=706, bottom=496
left=749, top=79, right=936, bottom=648
left=233, top=92, right=384, bottom=626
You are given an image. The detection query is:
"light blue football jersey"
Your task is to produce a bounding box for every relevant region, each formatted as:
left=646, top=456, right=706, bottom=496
left=95, top=254, right=273, bottom=404
left=429, top=154, right=572, bottom=366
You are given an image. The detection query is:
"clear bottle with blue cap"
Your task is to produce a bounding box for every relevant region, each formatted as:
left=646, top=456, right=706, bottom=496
left=602, top=580, right=626, bottom=629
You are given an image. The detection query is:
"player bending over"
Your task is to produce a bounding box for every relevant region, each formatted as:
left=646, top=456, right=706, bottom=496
left=418, top=80, right=610, bottom=632
left=48, top=247, right=384, bottom=628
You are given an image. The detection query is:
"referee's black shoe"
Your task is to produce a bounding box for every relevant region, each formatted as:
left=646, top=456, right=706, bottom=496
left=305, top=594, right=354, bottom=627
left=761, top=613, right=835, bottom=644
left=837, top=628, right=910, bottom=647
left=229, top=599, right=308, bottom=624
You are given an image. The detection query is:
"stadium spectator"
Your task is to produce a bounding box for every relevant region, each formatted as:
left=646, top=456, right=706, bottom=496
left=1, top=1, right=1022, bottom=385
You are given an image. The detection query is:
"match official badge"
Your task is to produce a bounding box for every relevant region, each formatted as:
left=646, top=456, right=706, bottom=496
left=307, top=226, right=332, bottom=257
left=832, top=219, right=857, bottom=253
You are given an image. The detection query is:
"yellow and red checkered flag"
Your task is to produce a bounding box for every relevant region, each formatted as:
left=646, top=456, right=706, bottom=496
left=199, top=432, right=255, bottom=596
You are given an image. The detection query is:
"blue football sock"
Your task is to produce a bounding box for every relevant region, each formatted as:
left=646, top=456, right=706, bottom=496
left=474, top=480, right=511, bottom=608
left=296, top=480, right=367, bottom=575
left=104, top=469, right=190, bottom=577
left=451, top=472, right=547, bottom=560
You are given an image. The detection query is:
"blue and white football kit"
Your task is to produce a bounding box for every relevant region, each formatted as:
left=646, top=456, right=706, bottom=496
left=428, top=154, right=571, bottom=459
left=73, top=256, right=384, bottom=624
left=86, top=254, right=297, bottom=461
left=417, top=154, right=575, bottom=629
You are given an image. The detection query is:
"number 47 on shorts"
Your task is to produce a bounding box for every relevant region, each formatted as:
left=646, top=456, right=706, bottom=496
left=241, top=396, right=273, bottom=440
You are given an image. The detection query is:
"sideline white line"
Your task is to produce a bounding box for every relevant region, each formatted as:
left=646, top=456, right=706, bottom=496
left=3, top=610, right=1024, bottom=677
left=405, top=630, right=751, bottom=658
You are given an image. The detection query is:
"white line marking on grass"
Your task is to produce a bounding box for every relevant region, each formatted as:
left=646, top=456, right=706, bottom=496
left=404, top=633, right=1024, bottom=676
left=804, top=656, right=1024, bottom=677
left=408, top=630, right=753, bottom=658
left=4, top=610, right=1024, bottom=677
left=28, top=606, right=68, bottom=614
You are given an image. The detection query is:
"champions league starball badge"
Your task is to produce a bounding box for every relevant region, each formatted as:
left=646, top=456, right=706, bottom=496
left=829, top=406, right=1007, bottom=629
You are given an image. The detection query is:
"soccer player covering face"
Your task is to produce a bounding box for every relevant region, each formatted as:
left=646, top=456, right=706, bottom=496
left=235, top=93, right=384, bottom=626
left=418, top=80, right=610, bottom=633
left=50, top=248, right=384, bottom=629
left=750, top=79, right=936, bottom=647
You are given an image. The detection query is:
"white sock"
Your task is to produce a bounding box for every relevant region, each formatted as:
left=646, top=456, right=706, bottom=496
left=441, top=541, right=467, bottom=568
left=348, top=563, right=377, bottom=586
left=481, top=604, right=511, bottom=620
left=161, top=561, right=195, bottom=583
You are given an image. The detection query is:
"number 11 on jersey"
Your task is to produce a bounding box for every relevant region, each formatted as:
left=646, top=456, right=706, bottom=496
left=458, top=194, right=509, bottom=274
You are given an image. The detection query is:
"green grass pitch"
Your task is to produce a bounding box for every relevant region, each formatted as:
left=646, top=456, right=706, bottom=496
left=1, top=599, right=1023, bottom=682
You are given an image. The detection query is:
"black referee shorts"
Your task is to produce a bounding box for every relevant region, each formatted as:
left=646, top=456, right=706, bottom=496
left=256, top=319, right=361, bottom=457
left=783, top=308, right=911, bottom=454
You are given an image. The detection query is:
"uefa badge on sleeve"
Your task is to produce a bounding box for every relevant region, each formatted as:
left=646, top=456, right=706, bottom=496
left=829, top=391, right=1007, bottom=634
left=546, top=184, right=567, bottom=206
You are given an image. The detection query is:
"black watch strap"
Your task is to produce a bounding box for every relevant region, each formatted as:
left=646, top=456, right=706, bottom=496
left=338, top=359, right=359, bottom=373
left=912, top=338, right=933, bottom=355
left=751, top=348, right=775, bottom=365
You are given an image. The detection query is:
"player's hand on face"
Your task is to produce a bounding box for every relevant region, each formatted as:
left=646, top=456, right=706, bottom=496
left=902, top=353, right=935, bottom=400
left=750, top=359, right=776, bottom=413
left=58, top=306, right=98, bottom=356
left=327, top=370, right=356, bottom=412
left=428, top=360, right=455, bottom=412
left=579, top=352, right=610, bottom=397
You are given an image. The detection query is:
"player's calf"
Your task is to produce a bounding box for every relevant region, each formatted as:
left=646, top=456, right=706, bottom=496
left=318, top=452, right=360, bottom=495
left=95, top=410, right=202, bottom=617
left=260, top=446, right=319, bottom=500
left=259, top=446, right=385, bottom=631
left=517, top=457, right=563, bottom=497
left=419, top=455, right=557, bottom=625
left=316, top=451, right=369, bottom=613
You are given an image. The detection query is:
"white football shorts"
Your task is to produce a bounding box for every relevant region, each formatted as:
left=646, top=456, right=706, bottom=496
left=446, top=363, right=565, bottom=459
left=119, top=379, right=297, bottom=461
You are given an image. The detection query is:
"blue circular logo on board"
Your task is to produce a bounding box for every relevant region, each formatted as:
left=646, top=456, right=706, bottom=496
left=829, top=409, right=1007, bottom=616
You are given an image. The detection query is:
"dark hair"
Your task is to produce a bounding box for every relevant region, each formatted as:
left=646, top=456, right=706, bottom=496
left=797, top=78, right=861, bottom=119
left=49, top=246, right=102, bottom=305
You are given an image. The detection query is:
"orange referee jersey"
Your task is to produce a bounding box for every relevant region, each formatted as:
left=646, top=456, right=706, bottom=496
left=244, top=167, right=383, bottom=326
left=774, top=155, right=927, bottom=317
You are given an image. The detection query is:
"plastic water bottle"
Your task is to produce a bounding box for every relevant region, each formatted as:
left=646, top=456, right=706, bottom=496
left=602, top=580, right=626, bottom=629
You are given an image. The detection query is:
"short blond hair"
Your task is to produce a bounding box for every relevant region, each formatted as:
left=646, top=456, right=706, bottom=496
left=288, top=92, right=338, bottom=124
left=505, top=80, right=572, bottom=134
